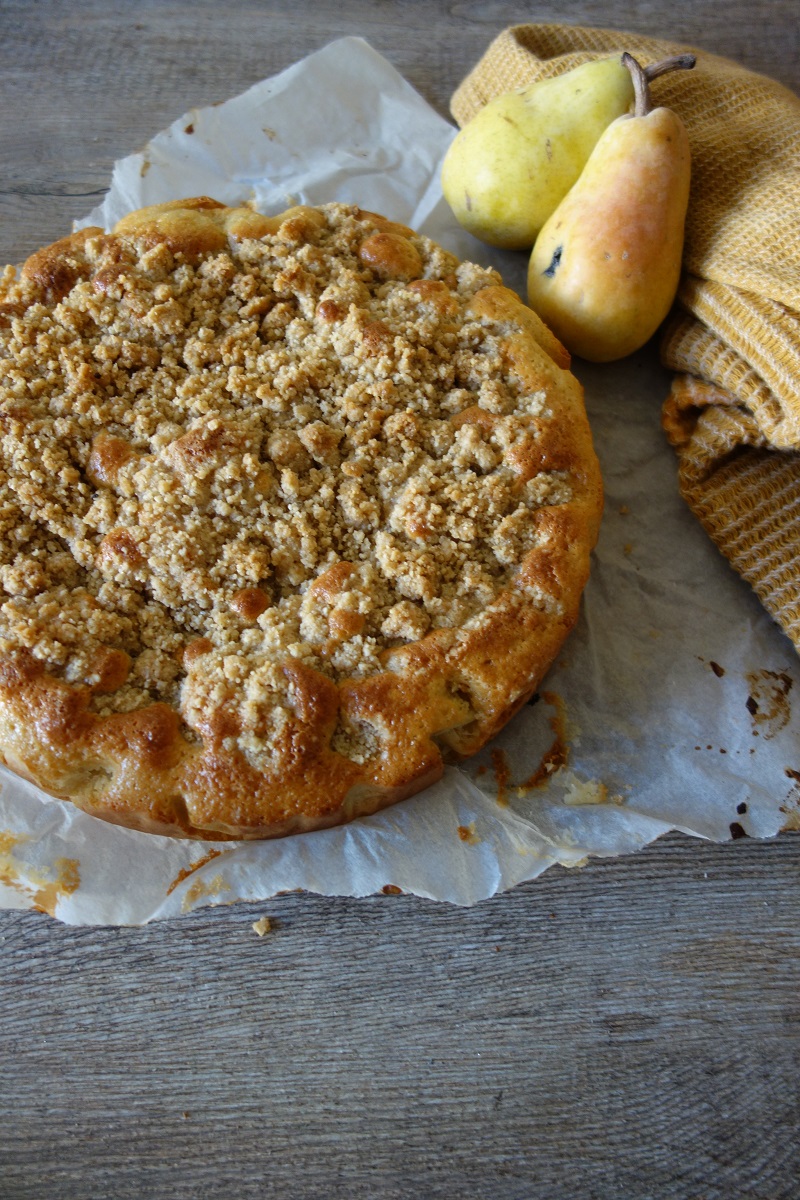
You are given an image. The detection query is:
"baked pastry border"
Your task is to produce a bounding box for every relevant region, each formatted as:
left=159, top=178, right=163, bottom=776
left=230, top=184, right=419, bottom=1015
left=0, top=199, right=602, bottom=839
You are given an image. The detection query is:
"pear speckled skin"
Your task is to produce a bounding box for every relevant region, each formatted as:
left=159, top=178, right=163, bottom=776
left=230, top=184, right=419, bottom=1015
left=527, top=103, right=692, bottom=362
left=441, top=57, right=636, bottom=250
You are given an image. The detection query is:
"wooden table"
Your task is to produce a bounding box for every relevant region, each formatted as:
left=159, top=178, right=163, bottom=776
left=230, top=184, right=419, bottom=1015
left=1, top=3, right=798, bottom=1196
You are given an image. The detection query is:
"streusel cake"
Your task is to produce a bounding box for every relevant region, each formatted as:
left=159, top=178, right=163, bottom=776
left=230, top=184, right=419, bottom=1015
left=0, top=198, right=602, bottom=838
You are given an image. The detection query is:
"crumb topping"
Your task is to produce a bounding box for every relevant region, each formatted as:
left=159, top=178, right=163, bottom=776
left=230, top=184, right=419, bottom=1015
left=0, top=203, right=572, bottom=759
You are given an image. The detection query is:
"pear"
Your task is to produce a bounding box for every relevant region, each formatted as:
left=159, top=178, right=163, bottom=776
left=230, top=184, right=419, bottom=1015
left=442, top=57, right=637, bottom=250
left=527, top=53, right=695, bottom=362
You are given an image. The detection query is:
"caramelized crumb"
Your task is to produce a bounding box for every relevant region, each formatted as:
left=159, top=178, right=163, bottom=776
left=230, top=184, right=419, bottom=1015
left=230, top=588, right=270, bottom=621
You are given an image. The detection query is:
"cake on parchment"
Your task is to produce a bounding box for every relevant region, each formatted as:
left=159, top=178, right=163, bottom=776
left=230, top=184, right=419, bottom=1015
left=0, top=199, right=602, bottom=838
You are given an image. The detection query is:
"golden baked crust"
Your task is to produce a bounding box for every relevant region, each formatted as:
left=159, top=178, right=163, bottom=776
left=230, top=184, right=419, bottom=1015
left=0, top=198, right=602, bottom=839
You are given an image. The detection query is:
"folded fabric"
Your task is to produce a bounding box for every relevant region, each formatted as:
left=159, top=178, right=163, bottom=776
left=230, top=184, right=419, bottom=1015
left=451, top=24, right=800, bottom=654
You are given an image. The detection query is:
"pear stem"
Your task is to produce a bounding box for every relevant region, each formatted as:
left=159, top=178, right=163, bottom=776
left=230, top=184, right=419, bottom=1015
left=623, top=51, right=696, bottom=117
left=644, top=53, right=697, bottom=83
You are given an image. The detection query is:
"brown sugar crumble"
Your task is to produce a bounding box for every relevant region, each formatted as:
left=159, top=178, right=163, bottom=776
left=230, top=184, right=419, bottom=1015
left=0, top=203, right=575, bottom=772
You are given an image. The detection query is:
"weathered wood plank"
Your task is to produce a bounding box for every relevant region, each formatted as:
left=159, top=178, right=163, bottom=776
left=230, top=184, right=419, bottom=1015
left=2, top=833, right=799, bottom=1198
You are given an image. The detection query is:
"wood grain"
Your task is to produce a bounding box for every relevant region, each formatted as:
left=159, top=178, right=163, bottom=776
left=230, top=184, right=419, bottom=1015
left=0, top=2, right=798, bottom=1197
left=2, top=833, right=799, bottom=1199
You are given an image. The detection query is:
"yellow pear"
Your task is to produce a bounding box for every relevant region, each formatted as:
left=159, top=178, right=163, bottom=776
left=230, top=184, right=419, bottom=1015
left=441, top=57, right=637, bottom=250
left=527, top=53, right=695, bottom=362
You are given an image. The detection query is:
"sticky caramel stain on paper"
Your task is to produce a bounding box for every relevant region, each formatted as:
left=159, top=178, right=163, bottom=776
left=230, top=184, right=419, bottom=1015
left=518, top=690, right=569, bottom=791
left=563, top=778, right=610, bottom=807
left=0, top=831, right=81, bottom=917
left=166, top=849, right=224, bottom=896
left=491, top=748, right=511, bottom=806
left=0, top=829, right=22, bottom=855
left=0, top=830, right=25, bottom=897
left=457, top=822, right=480, bottom=845
left=32, top=858, right=81, bottom=916
left=780, top=767, right=800, bottom=831
left=745, top=669, right=793, bottom=740
left=486, top=690, right=581, bottom=798
left=181, top=872, right=231, bottom=913
left=486, top=691, right=616, bottom=812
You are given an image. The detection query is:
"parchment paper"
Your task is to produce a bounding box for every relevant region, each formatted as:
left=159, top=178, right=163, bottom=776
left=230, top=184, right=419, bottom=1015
left=1, top=37, right=797, bottom=925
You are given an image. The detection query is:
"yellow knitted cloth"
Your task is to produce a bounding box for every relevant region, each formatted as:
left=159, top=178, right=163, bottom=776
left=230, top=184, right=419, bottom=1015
left=451, top=24, right=800, bottom=654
